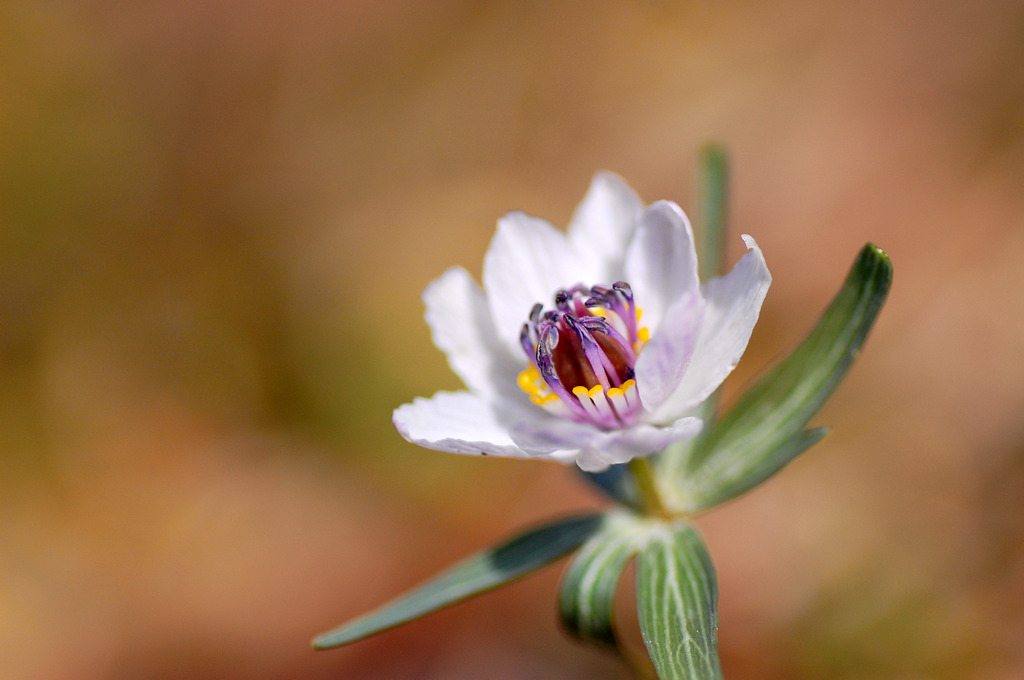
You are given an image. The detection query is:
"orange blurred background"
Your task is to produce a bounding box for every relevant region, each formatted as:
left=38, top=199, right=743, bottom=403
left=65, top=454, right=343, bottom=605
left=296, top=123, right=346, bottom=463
left=2, top=2, right=1023, bottom=678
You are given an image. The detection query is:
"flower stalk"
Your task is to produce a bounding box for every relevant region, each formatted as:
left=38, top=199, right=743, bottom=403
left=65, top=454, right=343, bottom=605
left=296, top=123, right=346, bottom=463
left=629, top=457, right=672, bottom=519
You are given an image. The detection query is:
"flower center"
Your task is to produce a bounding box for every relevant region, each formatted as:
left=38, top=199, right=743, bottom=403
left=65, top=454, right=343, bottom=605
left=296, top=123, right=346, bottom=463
left=518, top=281, right=649, bottom=428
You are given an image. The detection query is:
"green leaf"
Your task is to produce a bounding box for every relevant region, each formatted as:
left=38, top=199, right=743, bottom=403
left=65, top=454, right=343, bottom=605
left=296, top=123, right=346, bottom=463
left=636, top=522, right=722, bottom=680
left=695, top=143, right=728, bottom=283
left=313, top=513, right=604, bottom=649
left=699, top=426, right=830, bottom=505
left=685, top=244, right=893, bottom=511
left=558, top=511, right=649, bottom=646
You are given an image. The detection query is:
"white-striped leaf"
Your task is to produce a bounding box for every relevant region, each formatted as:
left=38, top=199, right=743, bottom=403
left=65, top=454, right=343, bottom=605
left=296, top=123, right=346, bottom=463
left=558, top=512, right=648, bottom=646
left=636, top=522, right=721, bottom=680
left=685, top=244, right=892, bottom=511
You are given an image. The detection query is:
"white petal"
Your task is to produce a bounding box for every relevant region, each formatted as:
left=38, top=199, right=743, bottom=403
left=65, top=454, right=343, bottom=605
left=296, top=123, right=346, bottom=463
left=576, top=416, right=704, bottom=472
left=575, top=448, right=613, bottom=472
left=509, top=416, right=599, bottom=455
left=567, top=172, right=644, bottom=284
left=510, top=413, right=703, bottom=472
left=624, top=201, right=700, bottom=332
left=423, top=266, right=522, bottom=400
left=483, top=212, right=581, bottom=354
left=634, top=289, right=705, bottom=413
left=393, top=391, right=548, bottom=459
left=651, top=235, right=771, bottom=421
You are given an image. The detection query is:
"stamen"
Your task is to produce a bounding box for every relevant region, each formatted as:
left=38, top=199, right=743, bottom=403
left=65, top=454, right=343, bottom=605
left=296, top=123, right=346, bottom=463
left=536, top=324, right=592, bottom=422
left=518, top=279, right=648, bottom=428
left=520, top=324, right=536, bottom=366
left=517, top=366, right=541, bottom=394
left=612, top=282, right=639, bottom=342
left=554, top=290, right=571, bottom=313
left=571, top=385, right=602, bottom=420
left=620, top=379, right=639, bottom=411
left=572, top=385, right=623, bottom=428
left=580, top=316, right=636, bottom=366
left=528, top=302, right=543, bottom=324
left=606, top=383, right=629, bottom=414
left=587, top=386, right=619, bottom=426
left=565, top=315, right=613, bottom=389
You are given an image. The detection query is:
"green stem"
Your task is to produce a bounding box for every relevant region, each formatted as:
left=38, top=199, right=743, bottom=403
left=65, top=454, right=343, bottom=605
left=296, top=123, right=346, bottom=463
left=629, top=458, right=671, bottom=519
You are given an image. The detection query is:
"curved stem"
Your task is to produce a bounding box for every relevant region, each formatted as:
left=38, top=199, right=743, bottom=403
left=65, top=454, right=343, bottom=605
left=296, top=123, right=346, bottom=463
left=629, top=457, right=671, bottom=519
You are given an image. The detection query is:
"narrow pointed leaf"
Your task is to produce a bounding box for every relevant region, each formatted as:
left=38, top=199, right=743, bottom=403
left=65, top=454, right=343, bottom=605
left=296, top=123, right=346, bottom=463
left=636, top=522, right=722, bottom=680
left=685, top=244, right=892, bottom=511
left=695, top=143, right=728, bottom=283
left=694, top=427, right=829, bottom=508
left=313, top=513, right=604, bottom=649
left=558, top=512, right=647, bottom=646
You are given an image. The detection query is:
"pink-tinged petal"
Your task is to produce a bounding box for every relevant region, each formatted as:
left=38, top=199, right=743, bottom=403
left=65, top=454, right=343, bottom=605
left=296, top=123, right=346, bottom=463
left=510, top=413, right=703, bottom=471
left=423, top=266, right=522, bottom=400
left=576, top=416, right=704, bottom=472
left=567, top=172, right=644, bottom=283
left=624, top=201, right=699, bottom=333
left=483, top=212, right=582, bottom=354
left=509, top=416, right=599, bottom=455
left=393, top=391, right=542, bottom=459
left=651, top=235, right=771, bottom=422
left=634, top=289, right=705, bottom=413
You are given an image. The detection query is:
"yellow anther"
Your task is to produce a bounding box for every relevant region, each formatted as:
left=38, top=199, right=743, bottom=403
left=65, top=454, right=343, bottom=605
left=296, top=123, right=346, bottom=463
left=571, top=385, right=605, bottom=400
left=620, top=378, right=636, bottom=391
left=607, top=386, right=624, bottom=398
left=530, top=393, right=560, bottom=405
left=637, top=327, right=650, bottom=343
left=518, top=366, right=541, bottom=394
left=590, top=306, right=607, bottom=317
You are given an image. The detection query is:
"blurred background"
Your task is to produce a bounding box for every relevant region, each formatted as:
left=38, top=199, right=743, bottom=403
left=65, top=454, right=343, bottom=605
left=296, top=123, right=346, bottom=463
left=2, top=1, right=1023, bottom=678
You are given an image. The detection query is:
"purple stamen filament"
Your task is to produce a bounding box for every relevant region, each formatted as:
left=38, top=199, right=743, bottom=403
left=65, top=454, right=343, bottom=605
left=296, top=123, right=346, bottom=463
left=518, top=281, right=647, bottom=429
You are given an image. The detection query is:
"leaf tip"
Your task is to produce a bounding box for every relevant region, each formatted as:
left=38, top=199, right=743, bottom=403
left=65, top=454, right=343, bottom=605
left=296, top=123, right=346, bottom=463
left=311, top=628, right=349, bottom=651
left=860, top=242, right=893, bottom=277
left=863, top=242, right=888, bottom=258
left=698, top=142, right=728, bottom=167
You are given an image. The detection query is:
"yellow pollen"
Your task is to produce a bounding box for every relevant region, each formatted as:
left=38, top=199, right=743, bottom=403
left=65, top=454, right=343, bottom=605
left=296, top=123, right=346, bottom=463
left=572, top=385, right=604, bottom=399
left=590, top=306, right=607, bottom=317
left=620, top=378, right=636, bottom=391
left=637, top=327, right=650, bottom=343
left=521, top=366, right=561, bottom=406
left=518, top=366, right=541, bottom=394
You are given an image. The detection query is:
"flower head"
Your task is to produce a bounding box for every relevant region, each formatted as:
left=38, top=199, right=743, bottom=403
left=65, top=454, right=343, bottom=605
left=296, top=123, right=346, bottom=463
left=393, top=173, right=771, bottom=472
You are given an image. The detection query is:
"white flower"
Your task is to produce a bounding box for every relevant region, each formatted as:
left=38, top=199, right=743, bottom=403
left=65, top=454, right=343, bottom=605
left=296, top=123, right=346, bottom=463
left=393, top=173, right=771, bottom=472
